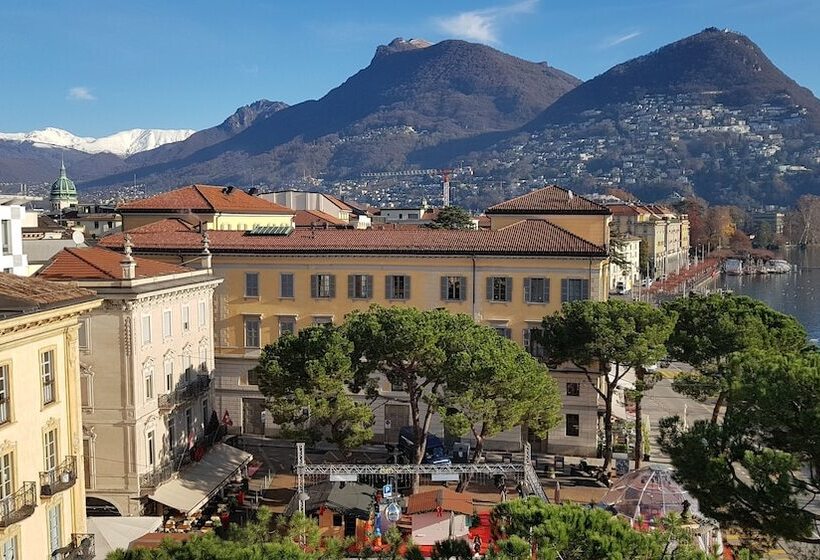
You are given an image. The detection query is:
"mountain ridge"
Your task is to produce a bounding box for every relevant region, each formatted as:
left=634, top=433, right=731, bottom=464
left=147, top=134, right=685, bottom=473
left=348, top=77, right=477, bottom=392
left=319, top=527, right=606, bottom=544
left=0, top=127, right=195, bottom=157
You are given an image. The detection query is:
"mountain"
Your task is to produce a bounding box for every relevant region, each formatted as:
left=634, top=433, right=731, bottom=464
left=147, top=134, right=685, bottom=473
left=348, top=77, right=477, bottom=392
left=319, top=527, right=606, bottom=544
left=0, top=127, right=195, bottom=157
left=84, top=38, right=580, bottom=189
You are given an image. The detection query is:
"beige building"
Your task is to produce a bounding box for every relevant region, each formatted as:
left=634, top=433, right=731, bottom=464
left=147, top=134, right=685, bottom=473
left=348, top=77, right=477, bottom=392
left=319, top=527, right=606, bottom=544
left=100, top=186, right=611, bottom=456
left=0, top=273, right=101, bottom=559
left=609, top=203, right=690, bottom=279
left=609, top=236, right=641, bottom=293
left=36, top=244, right=225, bottom=517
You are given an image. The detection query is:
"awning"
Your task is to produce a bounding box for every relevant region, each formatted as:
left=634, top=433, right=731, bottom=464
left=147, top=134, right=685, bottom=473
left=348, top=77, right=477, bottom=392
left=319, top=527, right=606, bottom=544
left=149, top=443, right=253, bottom=514
left=87, top=516, right=163, bottom=559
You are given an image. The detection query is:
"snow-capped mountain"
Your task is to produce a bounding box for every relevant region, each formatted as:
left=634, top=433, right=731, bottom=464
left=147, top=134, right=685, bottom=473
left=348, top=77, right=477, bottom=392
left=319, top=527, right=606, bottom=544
left=0, top=127, right=196, bottom=157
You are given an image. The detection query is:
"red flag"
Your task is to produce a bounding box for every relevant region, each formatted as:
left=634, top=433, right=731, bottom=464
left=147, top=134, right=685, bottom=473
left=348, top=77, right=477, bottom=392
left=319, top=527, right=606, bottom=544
left=221, top=410, right=233, bottom=427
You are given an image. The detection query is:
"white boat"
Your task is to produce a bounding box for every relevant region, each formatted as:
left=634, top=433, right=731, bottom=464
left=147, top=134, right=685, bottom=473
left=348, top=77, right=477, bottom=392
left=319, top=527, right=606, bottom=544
left=724, top=259, right=743, bottom=276
left=768, top=259, right=791, bottom=274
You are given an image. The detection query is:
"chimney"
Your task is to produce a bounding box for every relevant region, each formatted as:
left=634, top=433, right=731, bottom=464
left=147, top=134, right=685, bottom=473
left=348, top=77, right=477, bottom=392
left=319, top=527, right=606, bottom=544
left=120, top=234, right=136, bottom=280
left=567, top=190, right=574, bottom=200
left=199, top=231, right=212, bottom=270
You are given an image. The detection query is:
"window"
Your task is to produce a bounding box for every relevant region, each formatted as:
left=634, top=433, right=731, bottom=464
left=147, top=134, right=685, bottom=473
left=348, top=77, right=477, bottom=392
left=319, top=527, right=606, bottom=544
left=48, top=504, right=62, bottom=555
left=83, top=438, right=93, bottom=489
left=280, top=273, right=294, bottom=298
left=310, top=274, right=336, bottom=298
left=0, top=220, right=10, bottom=255
left=162, top=310, right=172, bottom=338
left=348, top=274, right=372, bottom=299
left=144, top=367, right=154, bottom=401
left=185, top=408, right=193, bottom=436
left=78, top=319, right=89, bottom=350
left=278, top=316, right=296, bottom=338
left=0, top=365, right=8, bottom=424
left=565, top=414, right=580, bottom=437
left=43, top=428, right=58, bottom=474
left=198, top=300, right=206, bottom=327
left=332, top=513, right=343, bottom=527
left=486, top=277, right=512, bottom=302
left=41, top=349, right=55, bottom=405
left=0, top=452, right=13, bottom=501
left=522, top=327, right=544, bottom=358
left=182, top=354, right=193, bottom=382
left=561, top=279, right=590, bottom=303
left=141, top=315, right=152, bottom=345
left=524, top=277, right=550, bottom=303
left=245, top=272, right=260, bottom=298
left=146, top=431, right=155, bottom=467
left=247, top=368, right=259, bottom=386
left=313, top=316, right=333, bottom=327
left=244, top=317, right=261, bottom=348
left=80, top=371, right=93, bottom=409
left=168, top=420, right=176, bottom=451
left=164, top=359, right=174, bottom=393
left=492, top=326, right=511, bottom=339
left=566, top=382, right=580, bottom=397
left=182, top=305, right=190, bottom=331
left=2, top=535, right=17, bottom=560
left=385, top=275, right=411, bottom=300
left=201, top=399, right=209, bottom=428
left=441, top=276, right=467, bottom=301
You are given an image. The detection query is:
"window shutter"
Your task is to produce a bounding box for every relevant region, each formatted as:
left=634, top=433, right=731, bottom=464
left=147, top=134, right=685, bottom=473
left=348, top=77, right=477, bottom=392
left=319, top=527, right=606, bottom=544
left=523, top=328, right=531, bottom=349
left=348, top=275, right=355, bottom=298
left=366, top=275, right=373, bottom=298
left=486, top=277, right=493, bottom=301
left=524, top=278, right=531, bottom=302
left=329, top=275, right=336, bottom=298
left=310, top=275, right=318, bottom=298
left=440, top=277, right=448, bottom=300
left=505, top=277, right=512, bottom=301
left=385, top=276, right=393, bottom=299
left=543, top=278, right=551, bottom=302
left=561, top=279, right=568, bottom=302
left=404, top=276, right=411, bottom=299
left=581, top=279, right=590, bottom=299
left=460, top=276, right=468, bottom=301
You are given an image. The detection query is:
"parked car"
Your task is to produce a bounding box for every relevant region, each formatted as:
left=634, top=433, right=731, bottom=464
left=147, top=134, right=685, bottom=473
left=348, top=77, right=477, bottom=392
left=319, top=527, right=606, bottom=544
left=396, top=426, right=451, bottom=465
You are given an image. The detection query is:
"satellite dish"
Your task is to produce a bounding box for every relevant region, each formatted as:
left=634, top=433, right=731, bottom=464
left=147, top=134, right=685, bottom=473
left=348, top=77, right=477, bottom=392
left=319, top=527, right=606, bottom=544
left=72, top=230, right=85, bottom=246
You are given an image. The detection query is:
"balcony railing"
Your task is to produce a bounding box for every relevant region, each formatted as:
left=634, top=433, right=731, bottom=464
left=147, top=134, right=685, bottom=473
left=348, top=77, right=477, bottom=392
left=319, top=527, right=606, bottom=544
left=52, top=534, right=95, bottom=560
left=40, top=456, right=77, bottom=496
left=158, top=374, right=211, bottom=413
left=0, top=482, right=37, bottom=527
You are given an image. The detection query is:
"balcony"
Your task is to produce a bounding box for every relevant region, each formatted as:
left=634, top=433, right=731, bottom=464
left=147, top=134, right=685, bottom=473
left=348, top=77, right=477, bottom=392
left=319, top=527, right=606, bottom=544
left=0, top=482, right=37, bottom=527
left=53, top=534, right=95, bottom=560
left=40, top=456, right=77, bottom=497
left=158, top=374, right=211, bottom=413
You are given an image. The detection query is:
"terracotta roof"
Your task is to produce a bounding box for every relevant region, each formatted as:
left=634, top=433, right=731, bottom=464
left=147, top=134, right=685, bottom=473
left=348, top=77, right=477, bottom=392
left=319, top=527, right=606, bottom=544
left=405, top=488, right=473, bottom=515
left=98, top=218, right=608, bottom=257
left=293, top=210, right=347, bottom=227
left=487, top=185, right=610, bottom=215
left=608, top=204, right=649, bottom=217
left=323, top=194, right=354, bottom=212
left=37, top=246, right=192, bottom=281
left=117, top=185, right=294, bottom=215
left=0, top=273, right=97, bottom=318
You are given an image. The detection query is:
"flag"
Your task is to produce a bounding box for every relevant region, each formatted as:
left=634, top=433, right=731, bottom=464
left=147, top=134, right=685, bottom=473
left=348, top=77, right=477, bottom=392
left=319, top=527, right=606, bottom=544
left=222, top=410, right=233, bottom=427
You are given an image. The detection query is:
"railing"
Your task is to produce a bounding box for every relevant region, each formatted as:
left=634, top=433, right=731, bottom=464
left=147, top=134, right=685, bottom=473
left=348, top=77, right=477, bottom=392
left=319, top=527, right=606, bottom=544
left=140, top=448, right=193, bottom=490
left=0, top=482, right=37, bottom=527
left=40, top=456, right=77, bottom=496
left=158, top=374, right=211, bottom=412
left=52, top=534, right=95, bottom=560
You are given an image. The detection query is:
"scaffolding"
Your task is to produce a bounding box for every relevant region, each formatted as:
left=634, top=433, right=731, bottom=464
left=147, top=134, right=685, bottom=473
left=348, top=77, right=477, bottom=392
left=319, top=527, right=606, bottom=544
left=295, top=442, right=547, bottom=513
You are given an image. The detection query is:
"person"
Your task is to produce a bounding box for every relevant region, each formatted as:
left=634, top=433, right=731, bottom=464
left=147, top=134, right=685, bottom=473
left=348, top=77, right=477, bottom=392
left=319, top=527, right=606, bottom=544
left=579, top=457, right=589, bottom=474
left=473, top=535, right=482, bottom=555
left=516, top=481, right=525, bottom=499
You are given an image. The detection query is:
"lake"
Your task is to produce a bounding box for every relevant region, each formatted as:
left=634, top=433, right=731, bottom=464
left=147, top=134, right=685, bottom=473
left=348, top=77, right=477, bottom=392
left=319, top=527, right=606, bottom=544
left=715, top=246, right=820, bottom=342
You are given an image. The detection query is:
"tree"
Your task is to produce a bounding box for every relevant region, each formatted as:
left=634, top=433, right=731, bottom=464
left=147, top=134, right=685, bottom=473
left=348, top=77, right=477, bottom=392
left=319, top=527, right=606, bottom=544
left=254, top=326, right=374, bottom=452
left=428, top=205, right=475, bottom=229
left=540, top=301, right=676, bottom=469
left=663, top=293, right=807, bottom=422
left=438, top=323, right=561, bottom=488
left=705, top=206, right=736, bottom=247
left=659, top=350, right=820, bottom=546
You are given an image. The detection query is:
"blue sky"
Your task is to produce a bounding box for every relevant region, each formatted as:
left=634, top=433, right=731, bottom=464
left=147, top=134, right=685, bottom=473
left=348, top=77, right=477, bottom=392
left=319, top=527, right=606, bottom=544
left=0, top=0, right=817, bottom=137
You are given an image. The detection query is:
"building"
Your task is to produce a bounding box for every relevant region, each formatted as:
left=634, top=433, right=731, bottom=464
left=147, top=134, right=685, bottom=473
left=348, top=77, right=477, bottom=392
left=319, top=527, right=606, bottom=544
left=609, top=236, right=641, bottom=293
left=99, top=186, right=611, bottom=455
left=404, top=488, right=474, bottom=547
left=117, top=184, right=295, bottom=232
left=0, top=273, right=102, bottom=559
left=36, top=244, right=224, bottom=516
left=50, top=161, right=79, bottom=213
left=0, top=194, right=33, bottom=275
left=261, top=190, right=372, bottom=229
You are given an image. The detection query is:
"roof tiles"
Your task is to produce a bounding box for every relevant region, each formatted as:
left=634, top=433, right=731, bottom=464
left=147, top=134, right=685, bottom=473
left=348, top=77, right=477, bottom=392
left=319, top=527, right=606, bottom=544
left=405, top=488, right=473, bottom=515
left=117, top=185, right=294, bottom=215
left=487, top=185, right=610, bottom=215
left=37, top=246, right=193, bottom=281
left=0, top=273, right=97, bottom=316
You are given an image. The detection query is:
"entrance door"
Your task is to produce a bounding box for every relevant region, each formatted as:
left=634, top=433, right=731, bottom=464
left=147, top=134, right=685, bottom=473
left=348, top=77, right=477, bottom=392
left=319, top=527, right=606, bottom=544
left=383, top=404, right=409, bottom=444
left=242, top=399, right=265, bottom=435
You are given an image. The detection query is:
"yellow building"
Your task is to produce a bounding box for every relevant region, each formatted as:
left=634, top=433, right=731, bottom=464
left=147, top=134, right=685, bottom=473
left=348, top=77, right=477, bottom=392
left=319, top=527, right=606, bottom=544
left=100, top=186, right=612, bottom=455
left=117, top=184, right=295, bottom=232
left=0, top=273, right=102, bottom=559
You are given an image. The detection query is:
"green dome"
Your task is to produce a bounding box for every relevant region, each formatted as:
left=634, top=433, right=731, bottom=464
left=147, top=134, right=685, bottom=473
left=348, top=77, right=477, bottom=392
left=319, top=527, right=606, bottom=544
left=50, top=160, right=78, bottom=201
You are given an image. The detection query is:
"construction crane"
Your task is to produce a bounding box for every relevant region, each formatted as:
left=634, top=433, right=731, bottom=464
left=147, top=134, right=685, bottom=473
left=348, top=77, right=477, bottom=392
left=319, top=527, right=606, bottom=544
left=361, top=166, right=472, bottom=207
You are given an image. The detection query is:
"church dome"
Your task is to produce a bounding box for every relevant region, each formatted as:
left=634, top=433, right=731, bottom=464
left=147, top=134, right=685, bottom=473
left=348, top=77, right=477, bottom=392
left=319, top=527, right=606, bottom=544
left=50, top=160, right=78, bottom=201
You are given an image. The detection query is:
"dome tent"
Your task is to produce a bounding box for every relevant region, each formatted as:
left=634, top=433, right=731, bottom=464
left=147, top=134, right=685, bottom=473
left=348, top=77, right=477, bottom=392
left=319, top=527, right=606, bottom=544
left=598, top=464, right=698, bottom=523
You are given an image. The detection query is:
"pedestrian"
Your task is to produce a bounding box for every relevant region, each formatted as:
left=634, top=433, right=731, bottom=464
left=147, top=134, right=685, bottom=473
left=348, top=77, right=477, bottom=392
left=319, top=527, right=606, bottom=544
left=473, top=535, right=482, bottom=556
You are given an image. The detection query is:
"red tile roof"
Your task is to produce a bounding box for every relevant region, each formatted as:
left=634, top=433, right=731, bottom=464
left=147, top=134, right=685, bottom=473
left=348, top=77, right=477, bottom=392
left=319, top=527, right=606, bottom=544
left=323, top=194, right=354, bottom=212
left=405, top=488, right=473, bottom=515
left=98, top=218, right=608, bottom=257
left=487, top=185, right=610, bottom=215
left=37, top=246, right=192, bottom=281
left=293, top=210, right=347, bottom=227
left=117, top=185, right=295, bottom=215
left=0, top=273, right=97, bottom=316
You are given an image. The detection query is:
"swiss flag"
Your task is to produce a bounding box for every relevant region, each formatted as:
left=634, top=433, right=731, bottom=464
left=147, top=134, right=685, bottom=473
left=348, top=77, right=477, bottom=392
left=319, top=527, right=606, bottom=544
left=221, top=410, right=233, bottom=427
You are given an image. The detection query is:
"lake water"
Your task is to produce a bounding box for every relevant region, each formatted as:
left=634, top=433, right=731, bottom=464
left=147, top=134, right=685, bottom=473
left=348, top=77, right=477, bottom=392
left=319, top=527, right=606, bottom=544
left=715, top=246, right=820, bottom=342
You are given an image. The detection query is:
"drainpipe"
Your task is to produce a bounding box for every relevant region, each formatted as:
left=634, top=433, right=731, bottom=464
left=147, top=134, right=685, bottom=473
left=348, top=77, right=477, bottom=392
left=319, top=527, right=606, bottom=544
left=471, top=255, right=477, bottom=320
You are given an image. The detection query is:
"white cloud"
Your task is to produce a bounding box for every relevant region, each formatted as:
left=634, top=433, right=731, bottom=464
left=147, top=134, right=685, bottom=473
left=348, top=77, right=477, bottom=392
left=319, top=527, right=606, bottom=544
left=605, top=31, right=641, bottom=48
left=434, top=0, right=538, bottom=44
left=67, top=87, right=96, bottom=101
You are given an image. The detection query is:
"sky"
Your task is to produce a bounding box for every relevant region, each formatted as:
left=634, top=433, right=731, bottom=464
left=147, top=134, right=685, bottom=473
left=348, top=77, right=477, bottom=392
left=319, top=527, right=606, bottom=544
left=0, top=0, right=817, bottom=137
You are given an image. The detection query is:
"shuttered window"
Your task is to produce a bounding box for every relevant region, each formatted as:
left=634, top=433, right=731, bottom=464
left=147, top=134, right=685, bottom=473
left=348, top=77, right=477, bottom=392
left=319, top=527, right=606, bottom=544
left=48, top=504, right=62, bottom=555
left=492, top=326, right=511, bottom=339
left=244, top=317, right=261, bottom=348
left=245, top=273, right=260, bottom=297
left=0, top=365, right=8, bottom=424
left=385, top=275, right=411, bottom=300
left=440, top=276, right=467, bottom=301
left=280, top=273, right=295, bottom=298
left=348, top=275, right=373, bottom=299
left=524, top=278, right=550, bottom=303
left=561, top=279, right=590, bottom=302
left=565, top=414, right=580, bottom=437
left=310, top=274, right=336, bottom=298
left=522, top=327, right=544, bottom=358
left=486, top=277, right=512, bottom=302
